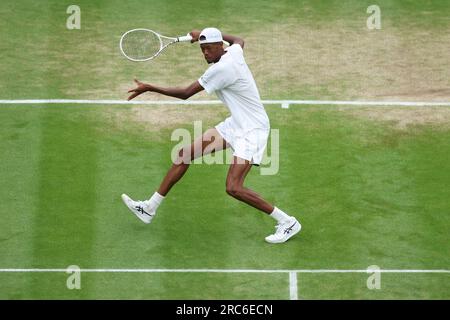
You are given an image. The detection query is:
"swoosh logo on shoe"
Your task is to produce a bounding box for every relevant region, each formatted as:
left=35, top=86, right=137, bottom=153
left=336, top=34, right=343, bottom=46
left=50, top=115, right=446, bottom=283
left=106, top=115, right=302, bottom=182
left=284, top=221, right=297, bottom=234
left=135, top=206, right=151, bottom=217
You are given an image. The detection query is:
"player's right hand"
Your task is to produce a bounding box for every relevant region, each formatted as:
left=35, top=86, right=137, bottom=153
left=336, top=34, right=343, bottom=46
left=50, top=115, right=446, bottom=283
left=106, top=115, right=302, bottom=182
left=189, top=30, right=201, bottom=43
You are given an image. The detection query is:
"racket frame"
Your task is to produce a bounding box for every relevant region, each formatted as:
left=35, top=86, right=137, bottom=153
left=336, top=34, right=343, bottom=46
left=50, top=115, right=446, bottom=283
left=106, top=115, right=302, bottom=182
left=119, top=28, right=193, bottom=62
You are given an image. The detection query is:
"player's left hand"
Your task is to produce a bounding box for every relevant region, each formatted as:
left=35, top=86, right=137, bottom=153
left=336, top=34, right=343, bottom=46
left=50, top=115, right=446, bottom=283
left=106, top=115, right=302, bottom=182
left=127, top=79, right=151, bottom=100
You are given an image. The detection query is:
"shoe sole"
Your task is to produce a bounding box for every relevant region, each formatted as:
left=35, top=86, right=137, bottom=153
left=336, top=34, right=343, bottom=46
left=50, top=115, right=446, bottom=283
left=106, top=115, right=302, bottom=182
left=265, top=220, right=301, bottom=244
left=121, top=194, right=152, bottom=224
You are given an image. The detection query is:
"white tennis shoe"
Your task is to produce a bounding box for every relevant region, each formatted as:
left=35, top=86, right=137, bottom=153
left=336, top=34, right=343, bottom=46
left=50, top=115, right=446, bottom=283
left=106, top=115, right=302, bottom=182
left=121, top=194, right=155, bottom=224
left=265, top=217, right=301, bottom=244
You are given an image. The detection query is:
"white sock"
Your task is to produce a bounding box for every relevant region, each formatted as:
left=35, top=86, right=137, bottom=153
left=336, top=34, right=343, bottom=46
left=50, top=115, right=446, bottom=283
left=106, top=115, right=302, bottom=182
left=146, top=192, right=165, bottom=209
left=270, top=207, right=291, bottom=223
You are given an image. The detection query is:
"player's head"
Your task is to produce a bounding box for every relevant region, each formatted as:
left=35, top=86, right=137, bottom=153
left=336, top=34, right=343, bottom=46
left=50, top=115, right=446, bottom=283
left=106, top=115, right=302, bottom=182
left=199, top=27, right=224, bottom=64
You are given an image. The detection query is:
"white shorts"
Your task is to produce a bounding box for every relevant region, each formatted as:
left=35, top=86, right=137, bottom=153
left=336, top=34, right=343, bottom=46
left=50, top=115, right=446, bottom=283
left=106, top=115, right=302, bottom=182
left=215, top=117, right=269, bottom=165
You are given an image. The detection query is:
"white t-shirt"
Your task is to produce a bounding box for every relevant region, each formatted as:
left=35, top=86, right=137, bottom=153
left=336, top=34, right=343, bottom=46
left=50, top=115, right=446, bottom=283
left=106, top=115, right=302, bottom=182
left=198, top=44, right=270, bottom=133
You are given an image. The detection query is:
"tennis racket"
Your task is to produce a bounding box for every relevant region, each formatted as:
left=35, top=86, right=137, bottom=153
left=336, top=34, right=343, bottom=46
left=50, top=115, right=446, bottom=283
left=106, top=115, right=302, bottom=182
left=119, top=29, right=193, bottom=62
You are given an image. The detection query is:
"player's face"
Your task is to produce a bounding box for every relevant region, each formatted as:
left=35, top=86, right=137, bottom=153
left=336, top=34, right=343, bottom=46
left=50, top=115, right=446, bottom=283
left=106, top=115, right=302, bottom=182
left=200, top=43, right=224, bottom=63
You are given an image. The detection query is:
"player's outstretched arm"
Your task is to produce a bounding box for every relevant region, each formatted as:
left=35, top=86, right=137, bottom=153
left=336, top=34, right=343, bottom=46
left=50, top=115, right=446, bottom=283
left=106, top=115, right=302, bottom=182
left=127, top=79, right=204, bottom=101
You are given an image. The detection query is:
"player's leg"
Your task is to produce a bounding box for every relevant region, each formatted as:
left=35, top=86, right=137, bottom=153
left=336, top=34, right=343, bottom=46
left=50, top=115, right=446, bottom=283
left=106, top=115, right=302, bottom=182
left=225, top=156, right=301, bottom=243
left=122, top=128, right=228, bottom=223
left=158, top=128, right=229, bottom=196
left=225, top=157, right=273, bottom=213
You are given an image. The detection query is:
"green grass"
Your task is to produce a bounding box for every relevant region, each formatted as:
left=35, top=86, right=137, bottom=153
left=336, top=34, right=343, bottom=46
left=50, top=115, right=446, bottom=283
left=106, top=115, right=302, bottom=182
left=0, top=104, right=449, bottom=299
left=0, top=0, right=449, bottom=299
left=299, top=273, right=450, bottom=300
left=1, top=0, right=449, bottom=99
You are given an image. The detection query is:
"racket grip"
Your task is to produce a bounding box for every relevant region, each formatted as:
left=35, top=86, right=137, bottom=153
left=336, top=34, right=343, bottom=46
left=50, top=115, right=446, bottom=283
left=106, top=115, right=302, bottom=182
left=177, top=34, right=193, bottom=42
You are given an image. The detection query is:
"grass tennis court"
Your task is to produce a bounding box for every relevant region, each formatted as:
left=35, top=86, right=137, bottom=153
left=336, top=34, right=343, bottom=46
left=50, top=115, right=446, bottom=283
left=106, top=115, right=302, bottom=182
left=1, top=0, right=449, bottom=299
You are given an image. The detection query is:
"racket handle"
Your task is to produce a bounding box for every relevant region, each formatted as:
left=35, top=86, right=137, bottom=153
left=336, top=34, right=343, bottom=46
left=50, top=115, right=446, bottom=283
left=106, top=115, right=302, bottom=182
left=177, top=34, right=193, bottom=42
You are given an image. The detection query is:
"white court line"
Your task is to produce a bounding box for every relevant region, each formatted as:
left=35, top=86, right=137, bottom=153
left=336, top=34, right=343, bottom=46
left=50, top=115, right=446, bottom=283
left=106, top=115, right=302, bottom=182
left=1, top=99, right=450, bottom=106
left=289, top=272, right=298, bottom=300
left=0, top=99, right=221, bottom=105
left=2, top=268, right=447, bottom=301
left=0, top=268, right=449, bottom=273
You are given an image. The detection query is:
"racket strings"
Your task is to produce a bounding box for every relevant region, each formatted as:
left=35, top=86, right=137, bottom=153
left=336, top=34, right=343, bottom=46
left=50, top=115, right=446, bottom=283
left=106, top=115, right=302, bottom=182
left=121, top=30, right=161, bottom=60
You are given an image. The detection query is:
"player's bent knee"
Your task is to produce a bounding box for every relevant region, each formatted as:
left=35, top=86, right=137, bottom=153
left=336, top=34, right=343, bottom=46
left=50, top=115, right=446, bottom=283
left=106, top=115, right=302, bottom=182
left=175, top=148, right=192, bottom=165
left=226, top=184, right=242, bottom=198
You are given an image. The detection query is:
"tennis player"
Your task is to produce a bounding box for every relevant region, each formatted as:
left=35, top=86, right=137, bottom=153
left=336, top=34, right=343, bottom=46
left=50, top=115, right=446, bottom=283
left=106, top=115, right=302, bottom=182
left=122, top=27, right=300, bottom=243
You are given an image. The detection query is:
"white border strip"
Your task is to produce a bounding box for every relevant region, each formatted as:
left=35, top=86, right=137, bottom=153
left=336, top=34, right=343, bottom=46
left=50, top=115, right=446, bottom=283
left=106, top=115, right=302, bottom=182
left=1, top=99, right=450, bottom=107
left=0, top=268, right=448, bottom=273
